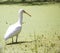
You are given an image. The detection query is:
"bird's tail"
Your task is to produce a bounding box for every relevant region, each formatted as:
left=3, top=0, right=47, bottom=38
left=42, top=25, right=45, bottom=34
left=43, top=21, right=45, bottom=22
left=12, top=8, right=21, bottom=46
left=4, top=35, right=8, bottom=41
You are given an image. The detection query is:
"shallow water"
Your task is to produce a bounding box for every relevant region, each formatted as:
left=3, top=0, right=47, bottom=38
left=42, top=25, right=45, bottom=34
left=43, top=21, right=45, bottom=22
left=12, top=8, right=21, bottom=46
left=0, top=3, right=60, bottom=53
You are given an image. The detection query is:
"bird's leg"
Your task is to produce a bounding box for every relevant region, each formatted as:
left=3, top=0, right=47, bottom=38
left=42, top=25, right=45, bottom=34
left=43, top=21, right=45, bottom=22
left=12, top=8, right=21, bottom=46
left=12, top=37, right=13, bottom=43
left=16, top=35, right=18, bottom=43
left=5, top=41, right=7, bottom=45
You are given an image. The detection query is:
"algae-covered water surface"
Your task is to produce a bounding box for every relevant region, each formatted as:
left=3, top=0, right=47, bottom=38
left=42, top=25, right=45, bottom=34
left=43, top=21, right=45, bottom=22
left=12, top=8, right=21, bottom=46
left=0, top=3, right=60, bottom=53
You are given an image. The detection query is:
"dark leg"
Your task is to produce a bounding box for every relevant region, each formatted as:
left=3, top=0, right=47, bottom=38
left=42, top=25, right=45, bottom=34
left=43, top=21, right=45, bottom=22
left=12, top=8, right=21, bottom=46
left=16, top=35, right=18, bottom=43
left=5, top=41, right=7, bottom=45
left=12, top=37, right=13, bottom=43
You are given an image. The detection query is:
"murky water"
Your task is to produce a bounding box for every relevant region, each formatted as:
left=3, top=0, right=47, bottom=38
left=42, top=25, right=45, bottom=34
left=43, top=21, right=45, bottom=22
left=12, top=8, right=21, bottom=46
left=0, top=3, right=60, bottom=53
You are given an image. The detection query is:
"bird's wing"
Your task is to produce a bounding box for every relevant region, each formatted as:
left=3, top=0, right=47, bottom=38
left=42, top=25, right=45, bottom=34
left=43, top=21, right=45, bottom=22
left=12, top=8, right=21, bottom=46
left=4, top=24, right=21, bottom=39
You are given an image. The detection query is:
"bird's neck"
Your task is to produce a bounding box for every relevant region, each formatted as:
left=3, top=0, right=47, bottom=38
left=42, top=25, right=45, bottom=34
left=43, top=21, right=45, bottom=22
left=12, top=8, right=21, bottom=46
left=18, top=13, right=23, bottom=25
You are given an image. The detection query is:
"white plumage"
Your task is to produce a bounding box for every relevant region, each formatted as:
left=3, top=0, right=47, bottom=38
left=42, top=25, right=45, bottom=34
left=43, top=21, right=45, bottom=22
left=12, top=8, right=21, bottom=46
left=4, top=9, right=31, bottom=43
left=4, top=22, right=21, bottom=40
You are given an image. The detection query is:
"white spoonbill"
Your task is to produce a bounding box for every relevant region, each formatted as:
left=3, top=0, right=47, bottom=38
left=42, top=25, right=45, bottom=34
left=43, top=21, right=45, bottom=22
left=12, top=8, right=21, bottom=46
left=4, top=9, right=31, bottom=43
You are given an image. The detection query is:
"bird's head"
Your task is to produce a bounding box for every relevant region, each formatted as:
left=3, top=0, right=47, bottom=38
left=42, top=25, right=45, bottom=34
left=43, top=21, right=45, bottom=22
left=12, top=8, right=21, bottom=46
left=18, top=9, right=31, bottom=17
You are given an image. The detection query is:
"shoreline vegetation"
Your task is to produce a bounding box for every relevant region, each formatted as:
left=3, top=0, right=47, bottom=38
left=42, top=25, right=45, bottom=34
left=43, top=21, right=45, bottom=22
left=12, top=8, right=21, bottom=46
left=0, top=1, right=60, bottom=5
